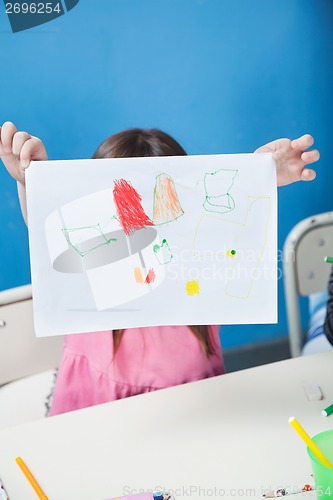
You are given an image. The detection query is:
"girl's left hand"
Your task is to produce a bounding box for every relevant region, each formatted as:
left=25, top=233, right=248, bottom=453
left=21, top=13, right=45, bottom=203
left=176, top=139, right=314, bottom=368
left=254, top=134, right=320, bottom=186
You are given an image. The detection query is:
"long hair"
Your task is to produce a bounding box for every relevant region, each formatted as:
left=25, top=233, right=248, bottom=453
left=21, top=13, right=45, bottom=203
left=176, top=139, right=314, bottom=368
left=93, top=128, right=215, bottom=356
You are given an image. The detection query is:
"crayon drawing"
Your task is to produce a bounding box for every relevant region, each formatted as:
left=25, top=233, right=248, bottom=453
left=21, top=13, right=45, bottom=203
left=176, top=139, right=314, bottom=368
left=203, top=168, right=238, bottom=214
left=113, top=178, right=154, bottom=235
left=26, top=153, right=277, bottom=337
left=153, top=173, right=184, bottom=225
left=61, top=224, right=117, bottom=257
left=193, top=196, right=271, bottom=299
left=153, top=239, right=173, bottom=265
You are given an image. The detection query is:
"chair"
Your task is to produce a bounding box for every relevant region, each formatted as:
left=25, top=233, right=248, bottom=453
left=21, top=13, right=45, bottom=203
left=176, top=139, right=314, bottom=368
left=283, top=211, right=333, bottom=357
left=0, top=284, right=63, bottom=428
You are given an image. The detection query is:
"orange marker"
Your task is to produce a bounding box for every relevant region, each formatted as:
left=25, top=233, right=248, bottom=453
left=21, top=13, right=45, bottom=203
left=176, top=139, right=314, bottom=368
left=15, top=457, right=48, bottom=500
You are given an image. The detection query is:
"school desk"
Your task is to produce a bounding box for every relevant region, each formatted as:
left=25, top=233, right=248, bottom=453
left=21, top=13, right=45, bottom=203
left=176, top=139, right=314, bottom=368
left=0, top=351, right=332, bottom=500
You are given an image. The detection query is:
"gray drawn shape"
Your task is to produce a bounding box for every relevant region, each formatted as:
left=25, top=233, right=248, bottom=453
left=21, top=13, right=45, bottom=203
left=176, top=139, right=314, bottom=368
left=45, top=190, right=166, bottom=310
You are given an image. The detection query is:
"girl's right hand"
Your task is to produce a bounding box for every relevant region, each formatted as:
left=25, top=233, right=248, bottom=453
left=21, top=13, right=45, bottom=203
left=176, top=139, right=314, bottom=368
left=0, top=121, right=48, bottom=185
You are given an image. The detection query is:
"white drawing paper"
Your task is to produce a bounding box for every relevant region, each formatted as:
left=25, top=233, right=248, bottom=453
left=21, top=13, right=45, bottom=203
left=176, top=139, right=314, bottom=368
left=25, top=153, right=277, bottom=337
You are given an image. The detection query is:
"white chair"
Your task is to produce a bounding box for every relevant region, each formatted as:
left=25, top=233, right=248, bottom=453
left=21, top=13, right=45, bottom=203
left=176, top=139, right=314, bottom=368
left=0, top=284, right=63, bottom=428
left=283, top=211, right=333, bottom=357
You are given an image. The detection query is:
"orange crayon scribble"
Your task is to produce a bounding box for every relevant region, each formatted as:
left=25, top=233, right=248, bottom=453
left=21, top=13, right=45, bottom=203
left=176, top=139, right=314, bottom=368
left=186, top=280, right=200, bottom=296
left=167, top=177, right=179, bottom=208
left=153, top=173, right=184, bottom=225
left=134, top=267, right=145, bottom=284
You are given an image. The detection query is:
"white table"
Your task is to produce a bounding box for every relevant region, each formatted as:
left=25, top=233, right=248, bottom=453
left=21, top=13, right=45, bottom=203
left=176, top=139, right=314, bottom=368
left=1, top=352, right=333, bottom=500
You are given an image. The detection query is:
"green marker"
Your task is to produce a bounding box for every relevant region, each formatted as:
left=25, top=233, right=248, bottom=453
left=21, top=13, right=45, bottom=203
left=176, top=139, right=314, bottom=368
left=231, top=249, right=236, bottom=256
left=325, top=256, right=333, bottom=264
left=322, top=403, right=333, bottom=417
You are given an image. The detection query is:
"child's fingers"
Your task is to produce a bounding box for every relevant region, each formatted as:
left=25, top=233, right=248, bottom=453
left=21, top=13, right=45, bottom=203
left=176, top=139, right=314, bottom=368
left=12, top=131, right=32, bottom=157
left=300, top=168, right=316, bottom=181
left=20, top=136, right=47, bottom=167
left=301, top=149, right=320, bottom=164
left=1, top=153, right=25, bottom=183
left=0, top=121, right=18, bottom=153
left=291, top=134, right=314, bottom=151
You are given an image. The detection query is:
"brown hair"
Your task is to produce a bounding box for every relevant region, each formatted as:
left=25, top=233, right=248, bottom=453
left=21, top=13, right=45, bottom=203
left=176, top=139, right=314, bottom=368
left=93, top=128, right=215, bottom=356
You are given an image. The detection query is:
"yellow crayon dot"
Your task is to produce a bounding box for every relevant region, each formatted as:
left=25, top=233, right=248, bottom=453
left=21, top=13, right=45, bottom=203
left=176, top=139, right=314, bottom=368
left=186, top=280, right=200, bottom=296
left=227, top=249, right=237, bottom=257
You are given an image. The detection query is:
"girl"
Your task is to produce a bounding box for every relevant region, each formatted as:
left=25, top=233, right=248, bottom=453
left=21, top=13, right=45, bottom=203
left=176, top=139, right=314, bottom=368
left=0, top=121, right=319, bottom=416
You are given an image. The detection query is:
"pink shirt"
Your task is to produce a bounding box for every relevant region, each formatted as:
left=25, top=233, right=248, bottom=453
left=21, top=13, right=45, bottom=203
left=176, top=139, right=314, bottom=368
left=49, top=325, right=225, bottom=416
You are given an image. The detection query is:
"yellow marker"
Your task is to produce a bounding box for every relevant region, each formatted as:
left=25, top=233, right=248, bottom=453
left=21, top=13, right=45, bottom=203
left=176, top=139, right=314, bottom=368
left=15, top=457, right=49, bottom=500
left=186, top=280, right=200, bottom=296
left=288, top=417, right=333, bottom=468
left=227, top=249, right=237, bottom=257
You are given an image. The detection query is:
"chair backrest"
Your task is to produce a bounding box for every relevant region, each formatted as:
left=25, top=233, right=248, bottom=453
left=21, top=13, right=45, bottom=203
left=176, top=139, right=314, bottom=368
left=283, top=211, right=333, bottom=357
left=0, top=284, right=63, bottom=385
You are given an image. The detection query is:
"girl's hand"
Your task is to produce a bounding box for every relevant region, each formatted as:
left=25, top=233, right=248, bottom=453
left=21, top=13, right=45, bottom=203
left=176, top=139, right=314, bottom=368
left=0, top=121, right=47, bottom=185
left=254, top=134, right=319, bottom=186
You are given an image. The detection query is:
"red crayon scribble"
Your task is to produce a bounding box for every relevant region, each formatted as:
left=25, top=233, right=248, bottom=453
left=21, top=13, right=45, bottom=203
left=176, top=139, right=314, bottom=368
left=113, top=178, right=154, bottom=235
left=145, top=268, right=156, bottom=284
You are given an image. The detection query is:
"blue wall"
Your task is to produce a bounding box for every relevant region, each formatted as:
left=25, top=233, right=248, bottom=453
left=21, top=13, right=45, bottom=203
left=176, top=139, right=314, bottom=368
left=0, top=0, right=332, bottom=348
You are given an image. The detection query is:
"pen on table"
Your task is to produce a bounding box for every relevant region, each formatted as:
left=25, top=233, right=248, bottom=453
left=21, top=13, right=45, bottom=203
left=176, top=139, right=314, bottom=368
left=324, top=256, right=333, bottom=264
left=15, top=457, right=48, bottom=500
left=288, top=416, right=333, bottom=468
left=263, top=484, right=314, bottom=497
left=322, top=403, right=333, bottom=417
left=0, top=477, right=10, bottom=500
